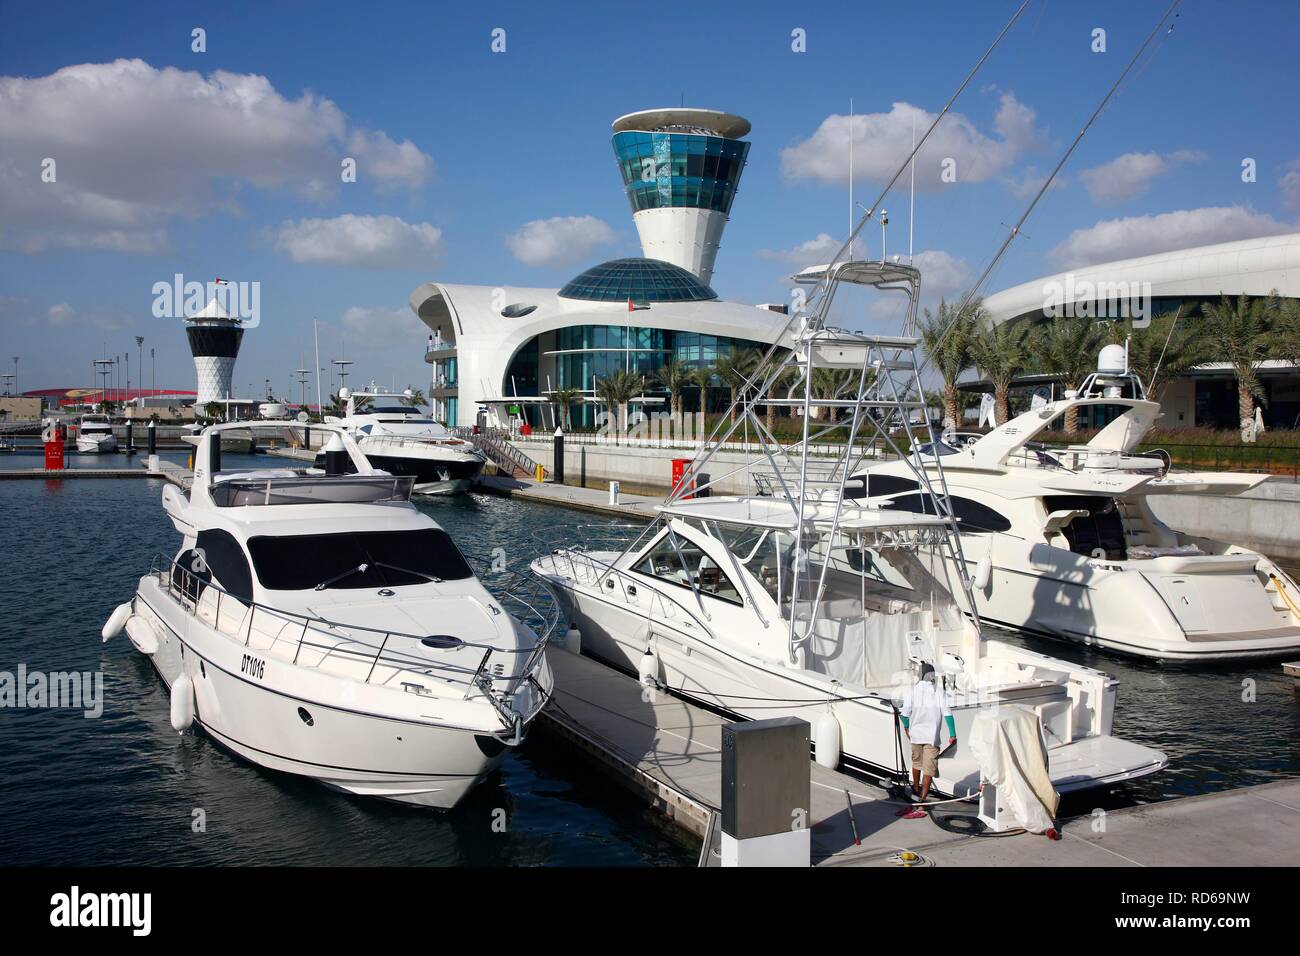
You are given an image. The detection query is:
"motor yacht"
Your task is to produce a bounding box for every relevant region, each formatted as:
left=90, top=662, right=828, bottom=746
left=324, top=385, right=484, bottom=495
left=103, top=423, right=554, bottom=807
left=76, top=414, right=118, bottom=454
left=531, top=261, right=1168, bottom=798
left=853, top=346, right=1300, bottom=661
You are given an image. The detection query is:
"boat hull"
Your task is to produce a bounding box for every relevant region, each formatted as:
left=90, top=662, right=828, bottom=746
left=537, top=559, right=1165, bottom=795
left=77, top=434, right=117, bottom=454
left=130, top=579, right=524, bottom=808
left=318, top=449, right=484, bottom=496
left=962, top=540, right=1300, bottom=661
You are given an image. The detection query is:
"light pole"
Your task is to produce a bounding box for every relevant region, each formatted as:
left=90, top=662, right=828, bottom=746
left=11, top=356, right=17, bottom=396
left=136, top=336, right=145, bottom=398
left=150, top=348, right=155, bottom=394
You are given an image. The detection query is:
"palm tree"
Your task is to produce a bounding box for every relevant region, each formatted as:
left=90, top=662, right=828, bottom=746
left=324, top=392, right=346, bottom=417
left=1202, top=294, right=1275, bottom=441
left=548, top=386, right=584, bottom=431
left=919, top=298, right=978, bottom=431
left=1111, top=306, right=1209, bottom=401
left=711, top=348, right=761, bottom=423
left=971, top=320, right=1030, bottom=426
left=403, top=388, right=427, bottom=409
left=652, top=359, right=693, bottom=435
left=594, top=369, right=643, bottom=440
left=1025, top=316, right=1105, bottom=434
left=688, top=364, right=715, bottom=419
left=203, top=400, right=223, bottom=421
left=1271, top=294, right=1300, bottom=370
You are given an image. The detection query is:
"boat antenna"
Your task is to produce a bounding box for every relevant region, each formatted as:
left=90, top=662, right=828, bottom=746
left=921, top=0, right=1185, bottom=376
left=908, top=113, right=916, bottom=262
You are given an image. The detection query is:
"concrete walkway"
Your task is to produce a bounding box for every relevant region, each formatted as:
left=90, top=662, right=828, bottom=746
left=475, top=475, right=661, bottom=520
left=542, top=645, right=1300, bottom=867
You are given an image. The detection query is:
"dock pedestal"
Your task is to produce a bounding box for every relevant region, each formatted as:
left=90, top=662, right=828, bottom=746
left=721, top=717, right=810, bottom=867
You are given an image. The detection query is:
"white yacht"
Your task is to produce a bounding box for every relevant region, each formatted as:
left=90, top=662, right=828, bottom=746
left=532, top=261, right=1168, bottom=797
left=103, top=423, right=553, bottom=808
left=325, top=386, right=484, bottom=495
left=76, top=414, right=117, bottom=454
left=854, top=347, right=1300, bottom=662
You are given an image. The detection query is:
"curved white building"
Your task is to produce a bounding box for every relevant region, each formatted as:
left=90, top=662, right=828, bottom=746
left=411, top=107, right=790, bottom=430
left=982, top=232, right=1300, bottom=428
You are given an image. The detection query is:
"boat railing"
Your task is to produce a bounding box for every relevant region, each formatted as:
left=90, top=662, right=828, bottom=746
left=148, top=554, right=554, bottom=712
left=359, top=434, right=478, bottom=453
left=209, top=474, right=416, bottom=507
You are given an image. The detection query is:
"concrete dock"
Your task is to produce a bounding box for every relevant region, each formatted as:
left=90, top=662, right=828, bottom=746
left=540, top=645, right=1300, bottom=866
left=0, top=458, right=192, bottom=489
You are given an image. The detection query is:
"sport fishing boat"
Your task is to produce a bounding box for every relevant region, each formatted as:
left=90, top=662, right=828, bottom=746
left=531, top=260, right=1168, bottom=797
left=76, top=414, right=118, bottom=454
left=324, top=385, right=484, bottom=495
left=102, top=423, right=553, bottom=807
left=853, top=345, right=1300, bottom=661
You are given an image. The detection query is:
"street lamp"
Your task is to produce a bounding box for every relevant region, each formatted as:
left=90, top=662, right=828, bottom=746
left=136, top=336, right=145, bottom=398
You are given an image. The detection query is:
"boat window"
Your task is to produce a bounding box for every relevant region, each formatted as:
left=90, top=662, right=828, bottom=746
left=632, top=535, right=743, bottom=606
left=246, top=529, right=473, bottom=590
left=194, top=528, right=253, bottom=602
left=1042, top=495, right=1126, bottom=560
left=883, top=493, right=1011, bottom=534
left=857, top=474, right=920, bottom=498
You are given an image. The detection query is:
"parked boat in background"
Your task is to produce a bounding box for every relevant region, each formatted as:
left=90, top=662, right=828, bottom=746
left=854, top=345, right=1300, bottom=661
left=75, top=414, right=117, bottom=454
left=323, top=385, right=484, bottom=495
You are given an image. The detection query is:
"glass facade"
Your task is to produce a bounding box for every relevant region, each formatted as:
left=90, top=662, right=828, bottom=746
left=612, top=131, right=749, bottom=215
left=432, top=356, right=457, bottom=389
left=559, top=258, right=717, bottom=303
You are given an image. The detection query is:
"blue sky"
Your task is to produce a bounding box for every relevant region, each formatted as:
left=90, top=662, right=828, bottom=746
left=1, top=0, right=1297, bottom=397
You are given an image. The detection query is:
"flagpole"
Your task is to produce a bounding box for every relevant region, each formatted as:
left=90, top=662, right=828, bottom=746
left=313, top=319, right=322, bottom=417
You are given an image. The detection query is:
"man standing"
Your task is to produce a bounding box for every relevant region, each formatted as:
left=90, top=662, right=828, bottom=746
left=899, top=662, right=956, bottom=820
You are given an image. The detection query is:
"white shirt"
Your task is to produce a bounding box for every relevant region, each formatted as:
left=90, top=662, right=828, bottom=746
left=900, top=679, right=953, bottom=748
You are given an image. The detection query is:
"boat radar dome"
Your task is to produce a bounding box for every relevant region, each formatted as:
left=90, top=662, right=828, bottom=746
left=1097, top=344, right=1127, bottom=376
left=338, top=387, right=350, bottom=401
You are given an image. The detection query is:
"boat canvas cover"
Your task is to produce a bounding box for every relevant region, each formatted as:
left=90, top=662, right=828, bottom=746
left=969, top=706, right=1060, bottom=833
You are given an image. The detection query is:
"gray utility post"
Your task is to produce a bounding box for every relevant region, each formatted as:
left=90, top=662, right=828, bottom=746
left=553, top=428, right=564, bottom=484
left=721, top=716, right=811, bottom=866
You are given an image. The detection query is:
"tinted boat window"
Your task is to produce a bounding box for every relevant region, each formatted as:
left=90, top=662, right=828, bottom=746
left=195, top=528, right=253, bottom=602
left=247, top=529, right=473, bottom=590
left=884, top=493, right=1011, bottom=534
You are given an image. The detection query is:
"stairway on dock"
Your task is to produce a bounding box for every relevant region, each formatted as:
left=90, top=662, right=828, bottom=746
left=464, top=429, right=547, bottom=479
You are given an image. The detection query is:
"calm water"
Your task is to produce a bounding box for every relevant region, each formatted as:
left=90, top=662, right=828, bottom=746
left=0, top=451, right=692, bottom=866
left=1, top=449, right=1297, bottom=863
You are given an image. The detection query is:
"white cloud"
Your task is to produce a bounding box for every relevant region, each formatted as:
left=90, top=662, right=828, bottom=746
left=0, top=59, right=434, bottom=253
left=47, top=303, right=74, bottom=325
left=505, top=216, right=618, bottom=268
left=910, top=250, right=970, bottom=297
left=757, top=233, right=867, bottom=266
left=780, top=93, right=1044, bottom=191
left=340, top=305, right=426, bottom=342
left=346, top=129, right=435, bottom=191
left=1047, top=205, right=1293, bottom=270
left=1077, top=150, right=1206, bottom=203
left=40, top=301, right=124, bottom=331
left=274, top=214, right=444, bottom=269
left=1281, top=159, right=1300, bottom=213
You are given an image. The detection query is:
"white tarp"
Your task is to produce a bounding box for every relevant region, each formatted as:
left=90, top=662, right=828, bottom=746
left=969, top=706, right=1060, bottom=833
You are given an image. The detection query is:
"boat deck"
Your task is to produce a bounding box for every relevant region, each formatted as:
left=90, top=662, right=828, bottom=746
left=540, top=646, right=1300, bottom=866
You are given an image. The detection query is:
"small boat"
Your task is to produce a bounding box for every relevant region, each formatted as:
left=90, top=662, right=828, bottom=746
left=76, top=414, right=118, bottom=454
left=324, top=386, right=485, bottom=495
left=103, top=423, right=554, bottom=807
left=854, top=345, right=1300, bottom=661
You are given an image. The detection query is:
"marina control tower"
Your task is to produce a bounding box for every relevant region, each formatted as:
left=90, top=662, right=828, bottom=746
left=611, top=108, right=751, bottom=286
left=185, top=299, right=245, bottom=405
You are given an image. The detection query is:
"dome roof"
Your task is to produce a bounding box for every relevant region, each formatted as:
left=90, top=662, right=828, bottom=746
left=559, top=258, right=718, bottom=303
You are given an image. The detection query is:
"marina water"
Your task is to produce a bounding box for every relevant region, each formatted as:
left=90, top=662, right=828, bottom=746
left=2, top=450, right=1297, bottom=863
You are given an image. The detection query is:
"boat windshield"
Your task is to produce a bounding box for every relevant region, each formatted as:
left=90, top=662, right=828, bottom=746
left=247, top=529, right=473, bottom=590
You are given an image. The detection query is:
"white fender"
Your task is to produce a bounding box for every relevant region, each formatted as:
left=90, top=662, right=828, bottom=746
left=973, top=555, right=993, bottom=591
left=814, top=709, right=842, bottom=770
left=101, top=602, right=132, bottom=642
left=563, top=627, right=582, bottom=655
left=125, top=615, right=160, bottom=655
left=170, top=674, right=195, bottom=733
left=637, top=644, right=659, bottom=689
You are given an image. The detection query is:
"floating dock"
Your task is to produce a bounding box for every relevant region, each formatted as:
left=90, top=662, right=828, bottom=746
left=0, top=460, right=192, bottom=489
left=540, top=645, right=1300, bottom=866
